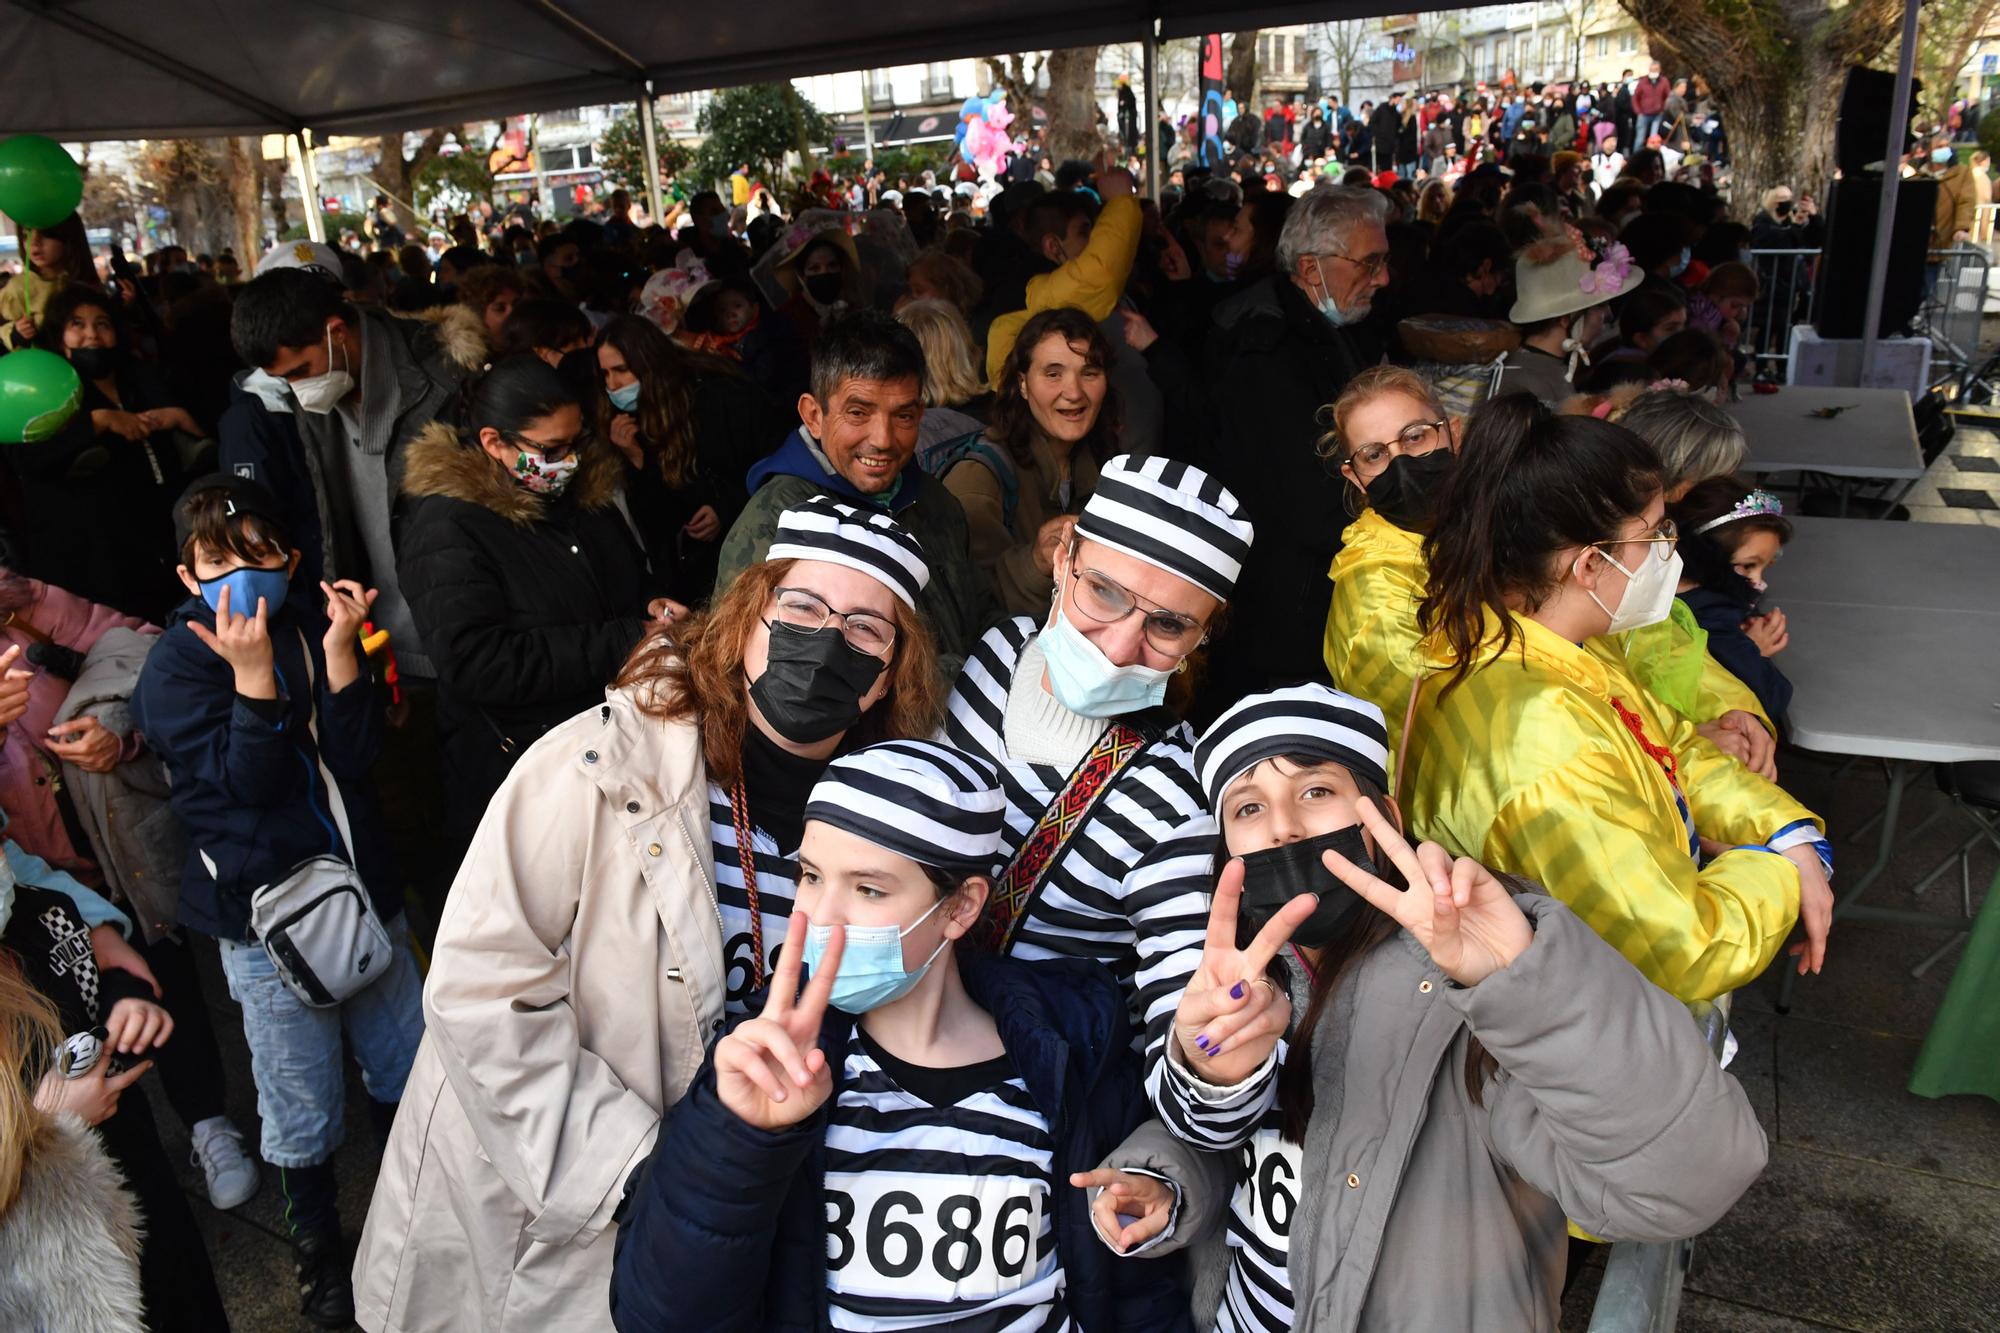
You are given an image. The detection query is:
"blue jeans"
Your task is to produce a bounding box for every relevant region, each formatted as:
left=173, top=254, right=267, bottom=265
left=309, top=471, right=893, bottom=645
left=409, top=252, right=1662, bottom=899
left=1634, top=111, right=1662, bottom=146
left=218, top=916, right=426, bottom=1168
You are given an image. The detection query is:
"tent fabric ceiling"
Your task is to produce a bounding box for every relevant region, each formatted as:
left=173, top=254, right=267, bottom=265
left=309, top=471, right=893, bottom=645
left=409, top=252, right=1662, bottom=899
left=0, top=0, right=1411, bottom=141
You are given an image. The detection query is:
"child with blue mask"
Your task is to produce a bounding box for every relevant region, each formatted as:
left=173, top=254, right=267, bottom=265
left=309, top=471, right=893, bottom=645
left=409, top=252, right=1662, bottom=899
left=611, top=739, right=1195, bottom=1333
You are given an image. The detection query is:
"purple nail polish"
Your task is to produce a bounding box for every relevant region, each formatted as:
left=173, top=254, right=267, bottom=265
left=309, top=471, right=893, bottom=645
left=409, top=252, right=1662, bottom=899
left=1194, top=1034, right=1210, bottom=1051
left=1230, top=981, right=1245, bottom=1000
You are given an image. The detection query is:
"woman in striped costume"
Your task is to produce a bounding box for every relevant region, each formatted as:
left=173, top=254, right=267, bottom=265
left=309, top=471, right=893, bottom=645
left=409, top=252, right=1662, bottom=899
left=612, top=740, right=1191, bottom=1332
left=668, top=496, right=950, bottom=1012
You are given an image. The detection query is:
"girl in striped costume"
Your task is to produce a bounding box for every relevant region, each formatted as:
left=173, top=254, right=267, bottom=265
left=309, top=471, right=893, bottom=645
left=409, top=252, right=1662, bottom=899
left=611, top=741, right=1191, bottom=1332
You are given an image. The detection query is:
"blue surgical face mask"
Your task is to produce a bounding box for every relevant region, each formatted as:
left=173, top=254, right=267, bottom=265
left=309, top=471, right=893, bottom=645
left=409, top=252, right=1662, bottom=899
left=802, top=897, right=948, bottom=1014
left=1668, top=247, right=1691, bottom=279
left=196, top=564, right=291, bottom=616
left=1310, top=255, right=1369, bottom=328
left=1041, top=602, right=1172, bottom=718
left=607, top=381, right=641, bottom=412
left=1933, top=147, right=1954, bottom=166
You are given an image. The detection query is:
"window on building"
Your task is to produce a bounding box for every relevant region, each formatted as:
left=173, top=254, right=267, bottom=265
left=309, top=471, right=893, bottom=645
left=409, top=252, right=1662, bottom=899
left=1296, top=35, right=1309, bottom=74
left=1621, top=31, right=1639, bottom=54
left=868, top=70, right=893, bottom=102
left=1596, top=35, right=1609, bottom=58
left=1541, top=34, right=1554, bottom=72
left=926, top=61, right=952, bottom=98
left=1258, top=35, right=1271, bottom=68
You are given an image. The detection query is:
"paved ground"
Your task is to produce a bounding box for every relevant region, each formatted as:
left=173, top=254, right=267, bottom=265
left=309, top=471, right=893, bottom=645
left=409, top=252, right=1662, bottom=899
left=145, top=427, right=2000, bottom=1332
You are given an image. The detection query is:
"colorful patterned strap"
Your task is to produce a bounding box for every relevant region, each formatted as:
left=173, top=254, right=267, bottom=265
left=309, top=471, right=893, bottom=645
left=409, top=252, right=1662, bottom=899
left=730, top=776, right=767, bottom=989
left=978, top=722, right=1147, bottom=952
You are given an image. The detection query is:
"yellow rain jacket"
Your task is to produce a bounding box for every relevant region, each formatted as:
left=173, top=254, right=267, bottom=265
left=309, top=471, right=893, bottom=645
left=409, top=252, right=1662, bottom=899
left=1323, top=507, right=1775, bottom=787
left=1323, top=508, right=1427, bottom=774
left=1403, top=611, right=1817, bottom=1003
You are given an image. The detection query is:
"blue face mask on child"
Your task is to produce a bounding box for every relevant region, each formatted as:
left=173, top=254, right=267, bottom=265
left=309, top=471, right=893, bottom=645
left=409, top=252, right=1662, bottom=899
left=196, top=565, right=291, bottom=616
left=607, top=381, right=641, bottom=412
left=802, top=898, right=949, bottom=1014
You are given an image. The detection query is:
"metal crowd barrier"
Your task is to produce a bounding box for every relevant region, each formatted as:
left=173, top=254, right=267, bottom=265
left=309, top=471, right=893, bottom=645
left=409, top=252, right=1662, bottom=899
left=1917, top=244, right=1992, bottom=400
left=1585, top=993, right=1733, bottom=1333
left=1743, top=250, right=1819, bottom=383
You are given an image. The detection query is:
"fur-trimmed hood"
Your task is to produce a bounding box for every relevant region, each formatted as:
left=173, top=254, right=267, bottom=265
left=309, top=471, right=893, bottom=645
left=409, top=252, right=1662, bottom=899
left=392, top=301, right=490, bottom=373
left=0, top=1112, right=145, bottom=1332
left=400, top=419, right=624, bottom=525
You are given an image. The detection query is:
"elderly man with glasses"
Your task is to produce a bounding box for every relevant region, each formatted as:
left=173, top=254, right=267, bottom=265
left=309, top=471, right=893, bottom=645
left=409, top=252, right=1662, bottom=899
left=1192, top=184, right=1392, bottom=722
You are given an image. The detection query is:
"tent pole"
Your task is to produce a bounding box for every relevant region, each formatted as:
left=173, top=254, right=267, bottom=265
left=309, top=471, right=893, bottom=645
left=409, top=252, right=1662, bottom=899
left=637, top=80, right=666, bottom=226
left=1144, top=21, right=1160, bottom=200
left=1861, top=0, right=1920, bottom=383
left=293, top=129, right=326, bottom=244
left=860, top=73, right=876, bottom=163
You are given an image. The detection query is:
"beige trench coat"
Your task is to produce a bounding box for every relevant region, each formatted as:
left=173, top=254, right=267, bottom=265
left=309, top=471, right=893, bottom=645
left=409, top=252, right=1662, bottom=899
left=353, top=685, right=726, bottom=1332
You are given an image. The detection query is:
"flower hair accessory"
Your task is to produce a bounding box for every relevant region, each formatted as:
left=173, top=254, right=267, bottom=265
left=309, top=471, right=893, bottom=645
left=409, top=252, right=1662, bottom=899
left=1578, top=243, right=1633, bottom=295
left=1695, top=489, right=1785, bottom=534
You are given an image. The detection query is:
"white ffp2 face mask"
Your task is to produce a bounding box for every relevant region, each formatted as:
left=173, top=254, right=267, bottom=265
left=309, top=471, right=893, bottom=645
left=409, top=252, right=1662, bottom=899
left=1583, top=543, right=1683, bottom=634
left=291, top=325, right=355, bottom=415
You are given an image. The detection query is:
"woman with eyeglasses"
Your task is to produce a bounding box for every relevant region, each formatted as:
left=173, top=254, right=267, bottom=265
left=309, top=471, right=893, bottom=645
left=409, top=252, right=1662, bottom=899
left=1403, top=393, right=1832, bottom=1006
left=353, top=497, right=945, bottom=1333
left=1319, top=366, right=1457, bottom=773
left=942, top=455, right=1259, bottom=1129
left=396, top=353, right=663, bottom=858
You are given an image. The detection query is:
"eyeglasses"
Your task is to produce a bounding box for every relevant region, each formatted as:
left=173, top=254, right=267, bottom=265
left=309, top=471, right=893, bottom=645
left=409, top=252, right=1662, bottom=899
left=1595, top=518, right=1679, bottom=565
left=507, top=429, right=593, bottom=464
left=1066, top=562, right=1206, bottom=655
left=1323, top=248, right=1390, bottom=281
left=1345, top=419, right=1448, bottom=474
left=767, top=586, right=898, bottom=657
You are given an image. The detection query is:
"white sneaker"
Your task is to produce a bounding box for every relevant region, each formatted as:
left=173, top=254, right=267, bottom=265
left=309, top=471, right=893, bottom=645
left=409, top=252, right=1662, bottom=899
left=191, top=1117, right=259, bottom=1210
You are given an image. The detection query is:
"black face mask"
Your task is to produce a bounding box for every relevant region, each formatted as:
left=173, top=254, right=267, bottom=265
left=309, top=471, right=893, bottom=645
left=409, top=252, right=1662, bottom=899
left=803, top=272, right=846, bottom=306
left=1364, top=448, right=1457, bottom=534
left=748, top=623, right=887, bottom=744
left=69, top=346, right=123, bottom=381
left=1237, top=824, right=1379, bottom=950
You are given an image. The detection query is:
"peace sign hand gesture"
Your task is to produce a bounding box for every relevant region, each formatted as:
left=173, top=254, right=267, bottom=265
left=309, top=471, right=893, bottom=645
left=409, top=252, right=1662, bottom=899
left=714, top=912, right=845, bottom=1130
left=1170, top=859, right=1319, bottom=1087
left=1321, top=799, right=1532, bottom=988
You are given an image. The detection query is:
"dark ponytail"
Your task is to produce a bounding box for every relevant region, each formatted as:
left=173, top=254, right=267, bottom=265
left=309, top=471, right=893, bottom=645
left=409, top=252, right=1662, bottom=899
left=1417, top=392, right=1663, bottom=693
left=466, top=353, right=579, bottom=441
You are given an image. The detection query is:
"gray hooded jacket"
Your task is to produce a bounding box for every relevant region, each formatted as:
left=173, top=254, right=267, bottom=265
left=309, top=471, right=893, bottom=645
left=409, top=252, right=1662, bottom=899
left=1103, top=893, right=1768, bottom=1333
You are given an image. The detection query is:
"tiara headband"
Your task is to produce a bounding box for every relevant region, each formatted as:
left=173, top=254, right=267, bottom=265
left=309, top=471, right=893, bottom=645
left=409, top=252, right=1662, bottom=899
left=1695, top=488, right=1784, bottom=534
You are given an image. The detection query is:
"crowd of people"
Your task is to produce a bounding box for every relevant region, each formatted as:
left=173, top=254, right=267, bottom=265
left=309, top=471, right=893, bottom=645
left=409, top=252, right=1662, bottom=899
left=0, top=67, right=1848, bottom=1333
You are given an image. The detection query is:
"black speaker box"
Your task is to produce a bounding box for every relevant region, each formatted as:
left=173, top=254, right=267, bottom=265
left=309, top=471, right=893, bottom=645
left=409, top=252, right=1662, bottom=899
left=1812, top=173, right=1937, bottom=340
left=1835, top=65, right=1922, bottom=176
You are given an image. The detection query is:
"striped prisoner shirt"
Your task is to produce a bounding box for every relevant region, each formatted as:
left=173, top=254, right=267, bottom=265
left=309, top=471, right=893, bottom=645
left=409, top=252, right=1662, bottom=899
left=1158, top=952, right=1313, bottom=1333
left=710, top=783, right=800, bottom=1011
left=942, top=617, right=1215, bottom=1123
left=824, top=1034, right=1070, bottom=1332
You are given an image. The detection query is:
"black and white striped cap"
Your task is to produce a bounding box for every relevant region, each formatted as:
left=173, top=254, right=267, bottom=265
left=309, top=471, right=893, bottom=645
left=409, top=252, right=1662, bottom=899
left=1072, top=455, right=1254, bottom=601
left=1195, top=683, right=1391, bottom=810
left=804, top=740, right=1008, bottom=877
left=767, top=495, right=930, bottom=610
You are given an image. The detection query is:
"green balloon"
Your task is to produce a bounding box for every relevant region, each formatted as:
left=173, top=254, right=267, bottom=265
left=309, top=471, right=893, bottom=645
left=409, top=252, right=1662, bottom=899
left=0, top=348, right=82, bottom=444
left=0, top=135, right=83, bottom=230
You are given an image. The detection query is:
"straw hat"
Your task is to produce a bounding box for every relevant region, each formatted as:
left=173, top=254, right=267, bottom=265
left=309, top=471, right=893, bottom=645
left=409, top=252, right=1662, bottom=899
left=1509, top=234, right=1642, bottom=324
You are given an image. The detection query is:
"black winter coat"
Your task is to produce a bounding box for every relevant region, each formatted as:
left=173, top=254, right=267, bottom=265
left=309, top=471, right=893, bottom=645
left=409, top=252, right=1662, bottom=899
left=396, top=423, right=651, bottom=851
left=1196, top=274, right=1372, bottom=723
left=619, top=369, right=790, bottom=605
left=608, top=952, right=1192, bottom=1333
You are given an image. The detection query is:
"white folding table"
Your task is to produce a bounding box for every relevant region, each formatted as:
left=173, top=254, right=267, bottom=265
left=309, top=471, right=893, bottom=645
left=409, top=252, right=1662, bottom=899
left=1728, top=386, right=1925, bottom=480
left=1773, top=517, right=2000, bottom=1005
